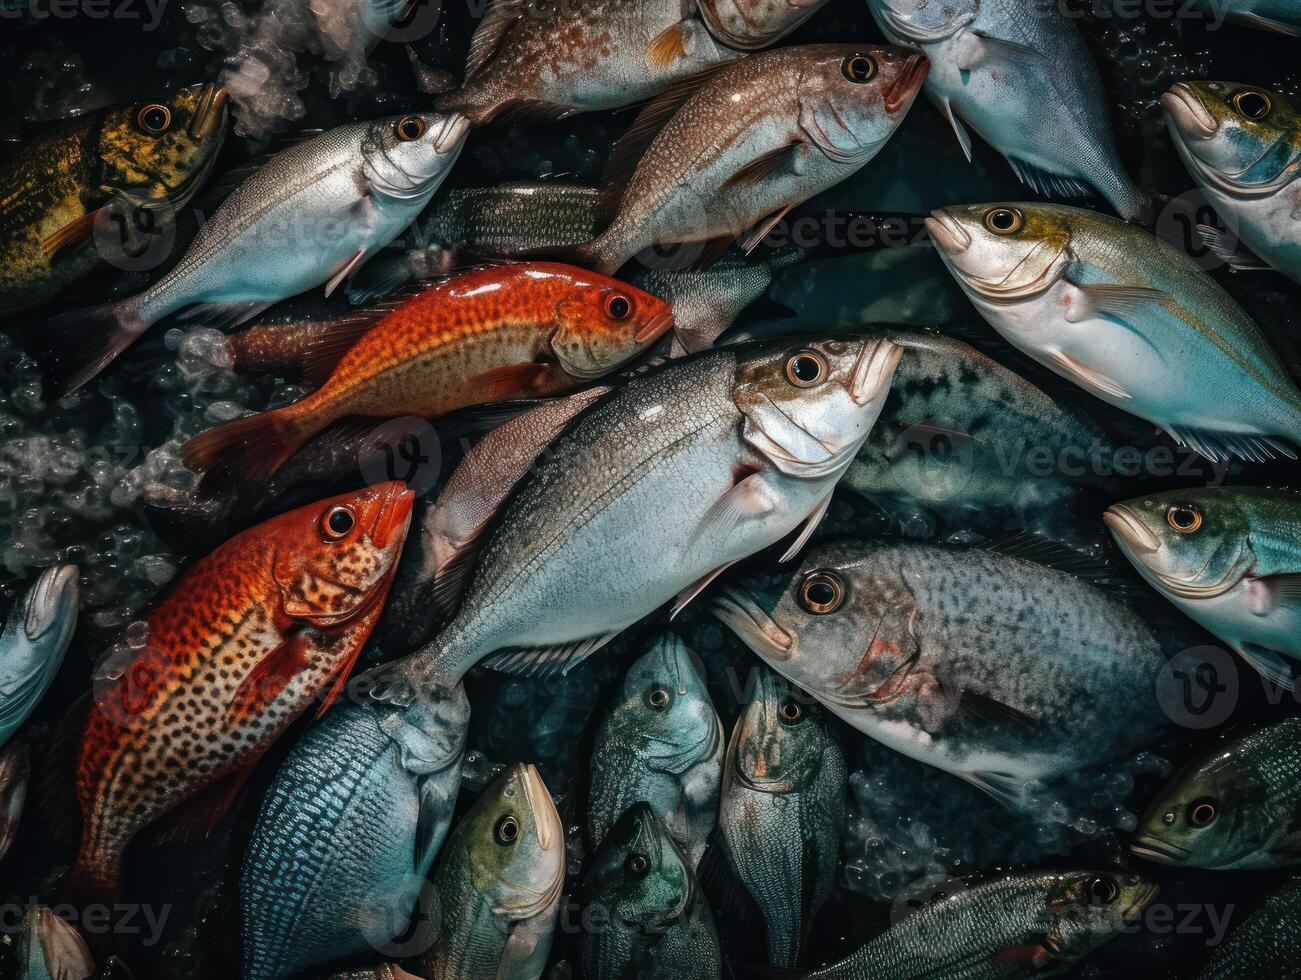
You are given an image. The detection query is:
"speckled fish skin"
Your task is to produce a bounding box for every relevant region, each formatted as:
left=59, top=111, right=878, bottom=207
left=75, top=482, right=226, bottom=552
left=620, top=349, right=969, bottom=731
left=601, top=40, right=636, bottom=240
left=16, top=907, right=96, bottom=980
left=718, top=666, right=845, bottom=968
left=710, top=539, right=1166, bottom=806
left=0, top=564, right=79, bottom=748
left=844, top=331, right=1113, bottom=521
left=576, top=44, right=928, bottom=274
left=698, top=0, right=831, bottom=49
left=588, top=634, right=724, bottom=869
left=1197, top=876, right=1301, bottom=980
left=578, top=802, right=722, bottom=980
left=866, top=0, right=1146, bottom=220
left=0, top=84, right=228, bottom=315
left=69, top=482, right=414, bottom=901
left=241, top=682, right=470, bottom=980
left=419, top=763, right=564, bottom=980
left=1105, top=487, right=1301, bottom=684
left=1195, top=0, right=1301, bottom=34
left=926, top=202, right=1301, bottom=463
left=1163, top=81, right=1301, bottom=284
left=801, top=870, right=1157, bottom=980
left=1131, top=716, right=1301, bottom=870
left=0, top=737, right=30, bottom=862
left=45, top=112, right=469, bottom=390
left=368, top=335, right=903, bottom=696
left=434, top=0, right=743, bottom=125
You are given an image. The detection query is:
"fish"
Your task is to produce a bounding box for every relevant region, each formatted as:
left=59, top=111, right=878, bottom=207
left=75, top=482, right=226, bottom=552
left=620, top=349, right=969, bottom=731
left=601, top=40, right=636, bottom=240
left=38, top=112, right=469, bottom=390
left=327, top=968, right=425, bottom=980
left=1194, top=0, right=1301, bottom=34
left=717, top=666, right=845, bottom=968
left=16, top=907, right=96, bottom=980
left=364, top=335, right=903, bottom=698
left=926, top=202, right=1301, bottom=462
left=0, top=84, right=229, bottom=316
left=578, top=801, right=722, bottom=980
left=0, top=737, right=30, bottom=862
left=1104, top=487, right=1301, bottom=689
left=866, top=0, right=1147, bottom=220
left=797, top=870, right=1157, bottom=979
left=588, top=634, right=724, bottom=869
left=432, top=0, right=744, bottom=125
left=418, top=762, right=564, bottom=980
left=1131, top=716, right=1301, bottom=870
left=68, top=482, right=414, bottom=911
left=569, top=44, right=928, bottom=275
left=0, top=564, right=80, bottom=748
left=710, top=538, right=1167, bottom=807
left=241, top=682, right=470, bottom=980
left=1162, top=81, right=1301, bottom=284
left=843, top=330, right=1114, bottom=524
left=178, top=262, right=674, bottom=495
left=1196, top=876, right=1301, bottom=980
left=697, top=0, right=831, bottom=49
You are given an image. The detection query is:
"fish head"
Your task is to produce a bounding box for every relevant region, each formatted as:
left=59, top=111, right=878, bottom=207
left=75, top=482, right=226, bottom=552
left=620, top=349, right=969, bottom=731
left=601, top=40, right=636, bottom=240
left=925, top=204, right=1073, bottom=306
left=17, top=906, right=95, bottom=980
left=460, top=763, right=565, bottom=924
left=1163, top=81, right=1301, bottom=194
left=795, top=46, right=929, bottom=163
left=271, top=481, right=415, bottom=628
left=697, top=0, right=831, bottom=50
left=581, top=802, right=692, bottom=930
left=866, top=0, right=977, bottom=45
left=1104, top=492, right=1252, bottom=604
left=1040, top=871, right=1159, bottom=964
left=1131, top=742, right=1273, bottom=869
left=728, top=666, right=827, bottom=793
left=614, top=634, right=720, bottom=774
left=16, top=563, right=79, bottom=648
left=547, top=265, right=676, bottom=379
left=363, top=112, right=469, bottom=200
left=732, top=336, right=903, bottom=478
left=97, top=82, right=229, bottom=211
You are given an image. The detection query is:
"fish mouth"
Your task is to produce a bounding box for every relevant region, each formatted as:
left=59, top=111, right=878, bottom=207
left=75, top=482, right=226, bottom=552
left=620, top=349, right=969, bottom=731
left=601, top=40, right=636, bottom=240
left=1130, top=835, right=1190, bottom=865
left=1103, top=505, right=1160, bottom=557
left=1121, top=880, right=1161, bottom=922
left=1161, top=84, right=1219, bottom=141
left=433, top=112, right=471, bottom=154
left=850, top=337, right=904, bottom=406
left=188, top=83, right=230, bottom=141
left=924, top=211, right=971, bottom=255
left=369, top=482, right=416, bottom=550
left=23, top=564, right=79, bottom=642
left=884, top=52, right=930, bottom=114
left=708, top=586, right=794, bottom=661
left=521, top=763, right=559, bottom=852
left=637, top=307, right=676, bottom=345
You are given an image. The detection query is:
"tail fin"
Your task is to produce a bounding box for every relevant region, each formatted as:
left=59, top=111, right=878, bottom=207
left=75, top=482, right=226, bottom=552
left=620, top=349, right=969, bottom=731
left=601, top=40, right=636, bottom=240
left=346, top=253, right=417, bottom=305
left=179, top=407, right=307, bottom=498
left=31, top=297, right=149, bottom=393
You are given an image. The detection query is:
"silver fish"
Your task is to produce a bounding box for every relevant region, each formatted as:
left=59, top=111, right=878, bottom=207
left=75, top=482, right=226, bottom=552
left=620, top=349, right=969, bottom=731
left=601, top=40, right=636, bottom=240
left=866, top=0, right=1147, bottom=220
left=1, top=564, right=79, bottom=749
left=42, top=112, right=469, bottom=390
left=366, top=335, right=903, bottom=699
left=572, top=44, right=928, bottom=274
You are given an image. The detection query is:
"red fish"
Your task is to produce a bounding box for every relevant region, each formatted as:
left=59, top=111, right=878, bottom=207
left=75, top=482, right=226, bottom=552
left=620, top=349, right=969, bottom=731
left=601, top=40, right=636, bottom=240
left=67, top=481, right=414, bottom=906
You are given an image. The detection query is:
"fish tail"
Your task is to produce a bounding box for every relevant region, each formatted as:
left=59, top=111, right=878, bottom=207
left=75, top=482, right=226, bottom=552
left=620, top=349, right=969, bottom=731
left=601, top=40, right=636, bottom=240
left=29, top=294, right=151, bottom=394
left=179, top=404, right=313, bottom=497
left=61, top=860, right=125, bottom=959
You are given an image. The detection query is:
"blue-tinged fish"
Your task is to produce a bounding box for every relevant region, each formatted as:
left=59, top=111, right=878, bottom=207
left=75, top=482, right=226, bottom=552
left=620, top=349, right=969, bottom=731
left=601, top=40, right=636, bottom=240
left=17, top=907, right=95, bottom=980
left=0, top=564, right=79, bottom=748
left=866, top=0, right=1147, bottom=220
left=1196, top=877, right=1301, bottom=980
left=241, top=683, right=470, bottom=980
left=1193, top=0, right=1301, bottom=34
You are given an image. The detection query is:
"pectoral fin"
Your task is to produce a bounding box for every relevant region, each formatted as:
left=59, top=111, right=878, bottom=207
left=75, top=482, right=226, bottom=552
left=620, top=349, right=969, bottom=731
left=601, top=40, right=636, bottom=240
left=1196, top=224, right=1272, bottom=271
left=1047, top=350, right=1132, bottom=400
left=689, top=471, right=776, bottom=546
left=647, top=20, right=690, bottom=68
left=1237, top=642, right=1296, bottom=695
left=40, top=210, right=100, bottom=259
left=1069, top=283, right=1169, bottom=323
left=942, top=99, right=973, bottom=162
left=480, top=631, right=621, bottom=678
left=226, top=634, right=308, bottom=729
left=779, top=492, right=831, bottom=563
left=722, top=143, right=808, bottom=191
left=1245, top=574, right=1301, bottom=615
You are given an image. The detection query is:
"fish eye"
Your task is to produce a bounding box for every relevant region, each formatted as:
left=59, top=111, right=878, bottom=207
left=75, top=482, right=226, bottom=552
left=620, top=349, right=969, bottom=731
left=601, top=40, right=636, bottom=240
left=785, top=351, right=828, bottom=388
left=1233, top=90, right=1272, bottom=120
left=798, top=571, right=844, bottom=614
left=321, top=505, right=355, bottom=539
left=137, top=104, right=173, bottom=135
left=644, top=686, right=673, bottom=711
left=605, top=293, right=631, bottom=320
left=778, top=700, right=804, bottom=724
left=624, top=853, right=650, bottom=878
left=842, top=54, right=877, bottom=84
left=1189, top=799, right=1217, bottom=827
left=494, top=814, right=520, bottom=845
left=1166, top=505, right=1203, bottom=533
left=395, top=115, right=427, bottom=141
left=1087, top=876, right=1119, bottom=905
left=984, top=208, right=1024, bottom=235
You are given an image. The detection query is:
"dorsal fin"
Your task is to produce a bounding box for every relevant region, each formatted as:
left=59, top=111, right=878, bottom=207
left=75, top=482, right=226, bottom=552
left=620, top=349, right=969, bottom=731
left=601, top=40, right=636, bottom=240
left=465, top=0, right=524, bottom=78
